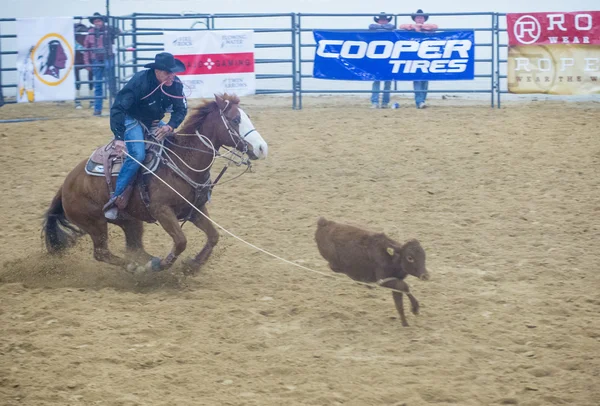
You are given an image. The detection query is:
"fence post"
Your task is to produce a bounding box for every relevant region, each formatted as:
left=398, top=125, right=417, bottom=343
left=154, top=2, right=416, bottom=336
left=291, top=13, right=297, bottom=110
left=297, top=13, right=303, bottom=110
left=132, top=13, right=138, bottom=74
left=495, top=13, right=501, bottom=108
left=491, top=13, right=495, bottom=108
left=0, top=23, right=4, bottom=108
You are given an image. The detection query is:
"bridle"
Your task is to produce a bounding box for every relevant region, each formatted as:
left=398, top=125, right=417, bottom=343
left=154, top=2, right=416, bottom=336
left=163, top=99, right=252, bottom=174
left=218, top=99, right=248, bottom=154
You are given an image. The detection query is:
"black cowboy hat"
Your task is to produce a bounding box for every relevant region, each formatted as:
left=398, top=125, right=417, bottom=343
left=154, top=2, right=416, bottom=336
left=144, top=52, right=186, bottom=73
left=411, top=9, right=429, bottom=22
left=88, top=12, right=106, bottom=24
left=373, top=12, right=393, bottom=23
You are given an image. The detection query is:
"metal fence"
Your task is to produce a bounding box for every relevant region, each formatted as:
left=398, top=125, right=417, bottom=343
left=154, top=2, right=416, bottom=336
left=0, top=12, right=509, bottom=111
left=112, top=13, right=297, bottom=107
left=0, top=16, right=114, bottom=109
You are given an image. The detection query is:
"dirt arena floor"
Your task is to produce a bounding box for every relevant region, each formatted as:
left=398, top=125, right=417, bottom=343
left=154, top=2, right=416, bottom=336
left=0, top=96, right=599, bottom=406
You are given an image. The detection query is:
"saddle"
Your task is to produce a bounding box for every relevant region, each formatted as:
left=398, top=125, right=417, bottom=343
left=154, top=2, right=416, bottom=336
left=85, top=130, right=165, bottom=214
left=84, top=140, right=162, bottom=178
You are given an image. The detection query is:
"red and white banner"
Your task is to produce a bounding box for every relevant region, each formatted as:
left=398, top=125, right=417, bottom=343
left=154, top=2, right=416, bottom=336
left=164, top=30, right=255, bottom=98
left=507, top=11, right=600, bottom=46
left=506, top=11, right=600, bottom=95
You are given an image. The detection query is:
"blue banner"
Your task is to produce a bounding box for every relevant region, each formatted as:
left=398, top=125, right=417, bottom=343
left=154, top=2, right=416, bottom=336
left=313, top=30, right=475, bottom=81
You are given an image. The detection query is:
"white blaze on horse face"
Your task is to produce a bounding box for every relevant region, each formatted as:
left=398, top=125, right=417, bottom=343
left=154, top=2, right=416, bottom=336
left=239, top=108, right=268, bottom=160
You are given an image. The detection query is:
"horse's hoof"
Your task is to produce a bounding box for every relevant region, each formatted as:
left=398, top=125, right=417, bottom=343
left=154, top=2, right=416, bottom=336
left=182, top=258, right=201, bottom=275
left=127, top=263, right=147, bottom=277
left=145, top=257, right=163, bottom=272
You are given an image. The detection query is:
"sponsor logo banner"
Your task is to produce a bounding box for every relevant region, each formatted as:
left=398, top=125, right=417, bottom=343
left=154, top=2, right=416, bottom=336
left=164, top=30, right=255, bottom=98
left=507, top=11, right=600, bottom=94
left=507, top=45, right=600, bottom=95
left=312, top=30, right=475, bottom=81
left=507, top=11, right=600, bottom=46
left=16, top=17, right=75, bottom=102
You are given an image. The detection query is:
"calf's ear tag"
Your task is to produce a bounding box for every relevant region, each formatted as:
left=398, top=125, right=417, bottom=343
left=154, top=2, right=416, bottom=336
left=386, top=247, right=394, bottom=256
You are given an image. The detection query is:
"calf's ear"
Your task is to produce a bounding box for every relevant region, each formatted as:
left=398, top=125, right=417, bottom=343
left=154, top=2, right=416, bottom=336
left=386, top=247, right=395, bottom=256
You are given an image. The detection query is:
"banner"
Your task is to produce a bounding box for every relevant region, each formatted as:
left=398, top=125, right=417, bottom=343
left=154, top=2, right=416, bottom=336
left=507, top=11, right=600, bottom=95
left=313, top=30, right=475, bottom=81
left=164, top=30, right=255, bottom=98
left=16, top=17, right=75, bottom=102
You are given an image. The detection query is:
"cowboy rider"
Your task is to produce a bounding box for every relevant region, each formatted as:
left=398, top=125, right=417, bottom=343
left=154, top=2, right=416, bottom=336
left=103, top=52, right=187, bottom=220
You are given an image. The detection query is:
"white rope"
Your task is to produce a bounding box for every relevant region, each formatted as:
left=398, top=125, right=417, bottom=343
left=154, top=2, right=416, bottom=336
left=124, top=134, right=216, bottom=173
left=122, top=150, right=408, bottom=295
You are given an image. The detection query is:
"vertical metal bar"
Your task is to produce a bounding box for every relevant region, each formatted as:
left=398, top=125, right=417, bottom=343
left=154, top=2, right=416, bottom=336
left=490, top=13, right=495, bottom=108
left=116, top=17, right=122, bottom=91
left=291, top=13, right=297, bottom=110
left=297, top=13, right=303, bottom=110
left=496, top=13, right=501, bottom=108
left=106, top=2, right=114, bottom=108
left=121, top=17, right=126, bottom=84
left=0, top=23, right=4, bottom=107
left=393, top=15, right=398, bottom=94
left=132, top=13, right=138, bottom=74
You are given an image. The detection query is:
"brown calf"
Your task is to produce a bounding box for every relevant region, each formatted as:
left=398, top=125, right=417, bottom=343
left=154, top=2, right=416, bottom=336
left=314, top=217, right=430, bottom=326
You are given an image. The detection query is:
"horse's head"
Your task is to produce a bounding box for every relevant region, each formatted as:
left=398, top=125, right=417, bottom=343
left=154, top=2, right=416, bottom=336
left=210, top=94, right=267, bottom=160
left=200, top=94, right=249, bottom=160
left=239, top=108, right=268, bottom=160
left=178, top=94, right=267, bottom=161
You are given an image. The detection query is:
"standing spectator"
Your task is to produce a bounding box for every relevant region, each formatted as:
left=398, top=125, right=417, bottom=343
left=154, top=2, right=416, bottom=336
left=74, top=20, right=93, bottom=109
left=84, top=12, right=120, bottom=116
left=400, top=9, right=438, bottom=109
left=368, top=13, right=395, bottom=109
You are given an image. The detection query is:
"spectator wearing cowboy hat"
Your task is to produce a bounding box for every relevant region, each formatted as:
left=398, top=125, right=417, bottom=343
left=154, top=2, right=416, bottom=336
left=400, top=9, right=438, bottom=109
left=84, top=12, right=120, bottom=116
left=368, top=12, right=396, bottom=109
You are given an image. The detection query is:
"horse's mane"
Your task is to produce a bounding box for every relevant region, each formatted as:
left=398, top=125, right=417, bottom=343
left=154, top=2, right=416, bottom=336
left=178, top=93, right=240, bottom=134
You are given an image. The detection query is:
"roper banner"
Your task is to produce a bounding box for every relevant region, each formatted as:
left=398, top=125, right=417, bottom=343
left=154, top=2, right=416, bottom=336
left=163, top=30, right=255, bottom=98
left=313, top=30, right=475, bottom=81
left=507, top=11, right=600, bottom=95
left=16, top=17, right=75, bottom=102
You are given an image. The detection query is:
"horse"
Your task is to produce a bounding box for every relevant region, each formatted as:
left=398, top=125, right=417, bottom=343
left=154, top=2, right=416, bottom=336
left=42, top=94, right=268, bottom=274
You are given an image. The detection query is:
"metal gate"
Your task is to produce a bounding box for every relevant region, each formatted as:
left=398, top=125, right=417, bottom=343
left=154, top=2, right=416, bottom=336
left=0, top=12, right=508, bottom=112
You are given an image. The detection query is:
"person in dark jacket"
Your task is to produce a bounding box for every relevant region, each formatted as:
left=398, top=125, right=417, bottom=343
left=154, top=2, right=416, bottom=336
left=368, top=13, right=396, bottom=109
left=103, top=52, right=187, bottom=219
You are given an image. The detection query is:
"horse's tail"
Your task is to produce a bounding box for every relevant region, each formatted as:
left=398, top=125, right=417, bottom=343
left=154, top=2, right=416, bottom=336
left=42, top=187, right=82, bottom=254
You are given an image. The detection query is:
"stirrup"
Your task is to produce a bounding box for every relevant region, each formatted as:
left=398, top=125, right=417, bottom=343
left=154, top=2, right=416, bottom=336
left=103, top=196, right=119, bottom=220
left=104, top=206, right=119, bottom=220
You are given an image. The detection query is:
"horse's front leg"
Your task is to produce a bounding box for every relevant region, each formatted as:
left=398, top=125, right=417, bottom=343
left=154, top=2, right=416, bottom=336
left=146, top=207, right=187, bottom=272
left=184, top=204, right=219, bottom=275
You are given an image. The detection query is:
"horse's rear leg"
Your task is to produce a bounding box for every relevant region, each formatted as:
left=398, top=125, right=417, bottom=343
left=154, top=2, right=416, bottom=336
left=88, top=219, right=128, bottom=267
left=146, top=207, right=187, bottom=272
left=117, top=219, right=153, bottom=264
left=184, top=205, right=219, bottom=275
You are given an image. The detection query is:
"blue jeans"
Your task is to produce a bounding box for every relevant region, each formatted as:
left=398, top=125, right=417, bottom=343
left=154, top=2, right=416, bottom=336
left=414, top=81, right=429, bottom=106
left=113, top=117, right=166, bottom=197
left=91, top=58, right=115, bottom=113
left=371, top=81, right=392, bottom=105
